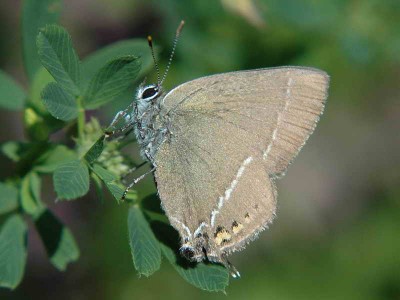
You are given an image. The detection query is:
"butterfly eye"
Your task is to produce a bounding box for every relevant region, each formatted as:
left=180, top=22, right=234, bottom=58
left=142, top=86, right=158, bottom=100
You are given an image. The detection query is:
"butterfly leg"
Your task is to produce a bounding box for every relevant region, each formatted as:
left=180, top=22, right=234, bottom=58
left=120, top=161, right=148, bottom=184
left=122, top=166, right=156, bottom=200
left=144, top=148, right=158, bottom=167
left=205, top=249, right=241, bottom=278
left=105, top=104, right=135, bottom=137
left=221, top=255, right=241, bottom=279
left=110, top=109, right=128, bottom=127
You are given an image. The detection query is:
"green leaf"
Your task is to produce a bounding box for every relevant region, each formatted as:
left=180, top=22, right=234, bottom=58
left=42, top=82, right=78, bottom=121
left=0, top=141, right=31, bottom=162
left=24, top=66, right=66, bottom=140
left=0, top=70, right=26, bottom=111
left=34, top=144, right=77, bottom=173
left=2, top=142, right=47, bottom=169
left=91, top=164, right=123, bottom=202
left=37, top=24, right=81, bottom=95
left=152, top=221, right=229, bottom=292
left=24, top=69, right=65, bottom=141
left=160, top=244, right=229, bottom=292
left=84, top=135, right=105, bottom=164
left=24, top=107, right=51, bottom=141
left=35, top=210, right=79, bottom=271
left=20, top=172, right=45, bottom=216
left=53, top=160, right=89, bottom=200
left=22, top=0, right=62, bottom=81
left=29, top=67, right=55, bottom=113
left=82, top=39, right=153, bottom=87
left=104, top=182, right=126, bottom=201
left=128, top=206, right=161, bottom=277
left=0, top=215, right=28, bottom=289
left=83, top=56, right=141, bottom=109
left=29, top=172, right=42, bottom=204
left=21, top=175, right=38, bottom=215
left=90, top=164, right=136, bottom=202
left=0, top=182, right=19, bottom=214
left=0, top=142, right=21, bottom=162
left=91, top=164, right=118, bottom=181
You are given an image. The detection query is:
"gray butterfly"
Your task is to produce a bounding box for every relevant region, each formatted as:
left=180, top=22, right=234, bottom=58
left=107, top=21, right=329, bottom=277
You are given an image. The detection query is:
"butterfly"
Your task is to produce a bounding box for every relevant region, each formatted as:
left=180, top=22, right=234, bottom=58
left=107, top=21, right=329, bottom=277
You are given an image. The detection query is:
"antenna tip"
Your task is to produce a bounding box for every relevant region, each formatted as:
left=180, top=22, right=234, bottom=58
left=177, top=20, right=185, bottom=34
left=147, top=35, right=153, bottom=46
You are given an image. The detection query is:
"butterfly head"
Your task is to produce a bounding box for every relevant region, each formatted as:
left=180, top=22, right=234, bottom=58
left=137, top=84, right=161, bottom=102
left=178, top=229, right=228, bottom=264
left=179, top=234, right=210, bottom=263
left=179, top=234, right=241, bottom=277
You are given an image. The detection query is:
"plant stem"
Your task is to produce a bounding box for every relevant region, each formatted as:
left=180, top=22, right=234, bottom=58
left=77, top=97, right=85, bottom=142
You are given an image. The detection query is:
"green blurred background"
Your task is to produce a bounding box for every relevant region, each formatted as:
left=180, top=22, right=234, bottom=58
left=1, top=0, right=400, bottom=299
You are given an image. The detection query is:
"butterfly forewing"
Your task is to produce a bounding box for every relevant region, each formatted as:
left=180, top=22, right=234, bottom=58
left=261, top=70, right=329, bottom=176
left=154, top=67, right=329, bottom=256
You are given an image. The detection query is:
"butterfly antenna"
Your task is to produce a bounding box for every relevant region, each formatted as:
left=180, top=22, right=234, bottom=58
left=147, top=35, right=161, bottom=86
left=160, top=20, right=185, bottom=86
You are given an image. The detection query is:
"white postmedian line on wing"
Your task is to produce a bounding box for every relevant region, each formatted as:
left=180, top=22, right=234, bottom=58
left=193, top=222, right=208, bottom=237
left=210, top=156, right=254, bottom=228
left=263, top=76, right=293, bottom=160
left=171, top=216, right=192, bottom=239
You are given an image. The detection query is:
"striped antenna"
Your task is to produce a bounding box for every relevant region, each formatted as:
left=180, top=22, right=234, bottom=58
left=147, top=35, right=161, bottom=86
left=160, top=20, right=185, bottom=86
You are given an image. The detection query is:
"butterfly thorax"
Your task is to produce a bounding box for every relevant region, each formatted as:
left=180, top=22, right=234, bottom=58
left=133, top=84, right=170, bottom=163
